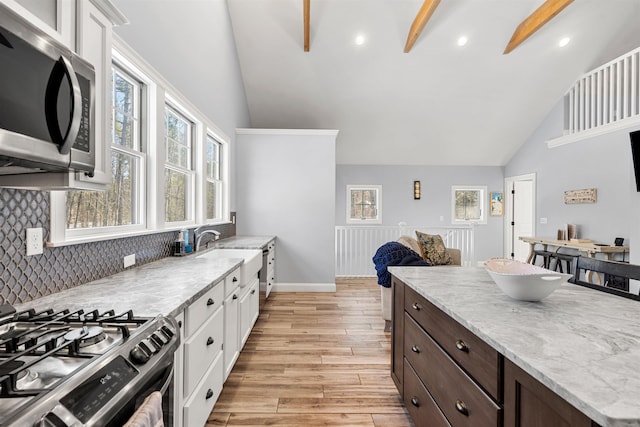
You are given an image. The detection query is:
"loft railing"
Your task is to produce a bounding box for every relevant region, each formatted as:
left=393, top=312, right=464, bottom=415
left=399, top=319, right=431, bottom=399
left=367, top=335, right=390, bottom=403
left=549, top=46, right=640, bottom=147
left=335, top=225, right=475, bottom=277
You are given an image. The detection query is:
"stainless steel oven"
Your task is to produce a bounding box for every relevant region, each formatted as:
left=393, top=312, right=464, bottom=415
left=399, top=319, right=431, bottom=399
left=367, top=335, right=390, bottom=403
left=0, top=305, right=179, bottom=427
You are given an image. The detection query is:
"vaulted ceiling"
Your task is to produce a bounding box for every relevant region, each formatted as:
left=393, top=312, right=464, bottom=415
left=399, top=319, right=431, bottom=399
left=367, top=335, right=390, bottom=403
left=227, top=0, right=640, bottom=166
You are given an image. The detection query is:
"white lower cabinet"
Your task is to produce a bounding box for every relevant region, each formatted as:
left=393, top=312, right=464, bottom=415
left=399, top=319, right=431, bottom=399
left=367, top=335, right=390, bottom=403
left=184, top=306, right=224, bottom=396
left=260, top=241, right=276, bottom=299
left=183, top=352, right=224, bottom=427
left=223, top=286, right=239, bottom=381
left=173, top=262, right=262, bottom=426
left=239, top=276, right=259, bottom=348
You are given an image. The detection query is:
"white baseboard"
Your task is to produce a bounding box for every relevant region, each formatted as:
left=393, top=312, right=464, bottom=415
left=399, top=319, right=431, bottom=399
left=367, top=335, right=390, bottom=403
left=271, top=282, right=336, bottom=292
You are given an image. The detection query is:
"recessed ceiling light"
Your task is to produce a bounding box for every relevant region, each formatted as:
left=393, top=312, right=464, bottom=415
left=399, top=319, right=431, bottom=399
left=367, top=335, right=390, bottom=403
left=355, top=34, right=366, bottom=46
left=558, top=37, right=571, bottom=47
left=457, top=36, right=468, bottom=47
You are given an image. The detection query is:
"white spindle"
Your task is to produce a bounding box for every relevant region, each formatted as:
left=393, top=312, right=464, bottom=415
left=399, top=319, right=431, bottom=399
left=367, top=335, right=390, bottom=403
left=597, top=69, right=603, bottom=127
left=631, top=52, right=640, bottom=116
left=567, top=88, right=576, bottom=134
left=617, top=60, right=623, bottom=121
left=623, top=56, right=630, bottom=119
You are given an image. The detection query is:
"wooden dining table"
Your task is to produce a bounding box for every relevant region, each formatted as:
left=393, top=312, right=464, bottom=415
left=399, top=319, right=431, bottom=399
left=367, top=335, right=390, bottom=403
left=519, top=236, right=629, bottom=263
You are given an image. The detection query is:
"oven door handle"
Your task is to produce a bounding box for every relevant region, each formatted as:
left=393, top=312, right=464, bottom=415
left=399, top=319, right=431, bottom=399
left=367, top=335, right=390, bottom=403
left=159, top=364, right=174, bottom=395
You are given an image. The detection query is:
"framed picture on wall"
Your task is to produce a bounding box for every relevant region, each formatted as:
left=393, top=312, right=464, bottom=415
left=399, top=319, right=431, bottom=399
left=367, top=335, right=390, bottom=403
left=490, top=192, right=504, bottom=216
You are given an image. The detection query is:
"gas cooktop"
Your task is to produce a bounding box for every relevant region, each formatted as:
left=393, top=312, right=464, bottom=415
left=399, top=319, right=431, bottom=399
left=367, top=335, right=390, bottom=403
left=0, top=303, right=179, bottom=426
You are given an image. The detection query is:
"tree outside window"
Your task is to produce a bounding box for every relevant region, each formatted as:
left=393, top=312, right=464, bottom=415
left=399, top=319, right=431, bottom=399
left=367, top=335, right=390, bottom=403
left=451, top=186, right=487, bottom=224
left=66, top=64, right=143, bottom=229
left=346, top=185, right=382, bottom=224
left=205, top=135, right=222, bottom=220
left=164, top=105, right=194, bottom=223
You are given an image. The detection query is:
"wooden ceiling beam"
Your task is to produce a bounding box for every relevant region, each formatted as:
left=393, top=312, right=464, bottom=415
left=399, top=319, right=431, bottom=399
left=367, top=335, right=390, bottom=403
left=304, top=0, right=310, bottom=52
left=503, top=0, right=574, bottom=54
left=404, top=0, right=441, bottom=53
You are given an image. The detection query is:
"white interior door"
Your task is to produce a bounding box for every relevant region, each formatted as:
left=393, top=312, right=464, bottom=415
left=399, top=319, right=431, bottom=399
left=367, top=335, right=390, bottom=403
left=504, top=174, right=536, bottom=261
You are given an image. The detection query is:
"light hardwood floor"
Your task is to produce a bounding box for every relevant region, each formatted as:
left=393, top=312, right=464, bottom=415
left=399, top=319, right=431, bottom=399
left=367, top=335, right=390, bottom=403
left=207, top=277, right=414, bottom=427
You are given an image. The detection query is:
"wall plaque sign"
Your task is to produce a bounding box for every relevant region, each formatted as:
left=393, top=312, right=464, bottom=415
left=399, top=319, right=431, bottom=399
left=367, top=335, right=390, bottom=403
left=564, top=188, right=597, bottom=204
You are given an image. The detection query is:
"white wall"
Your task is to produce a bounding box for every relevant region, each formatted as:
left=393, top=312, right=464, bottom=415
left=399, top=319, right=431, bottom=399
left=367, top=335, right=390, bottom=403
left=236, top=130, right=337, bottom=287
left=112, top=0, right=250, bottom=211
left=336, top=165, right=505, bottom=261
left=505, top=100, right=638, bottom=259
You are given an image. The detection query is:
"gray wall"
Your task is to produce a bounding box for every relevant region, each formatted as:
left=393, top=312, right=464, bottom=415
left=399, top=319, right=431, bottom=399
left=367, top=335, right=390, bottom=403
left=112, top=0, right=250, bottom=211
left=236, top=131, right=337, bottom=285
left=336, top=165, right=505, bottom=261
left=505, top=101, right=638, bottom=256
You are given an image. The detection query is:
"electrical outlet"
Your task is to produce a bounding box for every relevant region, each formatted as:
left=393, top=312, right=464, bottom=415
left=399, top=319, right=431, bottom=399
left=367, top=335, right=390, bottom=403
left=26, top=228, right=43, bottom=256
left=540, top=217, right=548, bottom=224
left=124, top=254, right=136, bottom=268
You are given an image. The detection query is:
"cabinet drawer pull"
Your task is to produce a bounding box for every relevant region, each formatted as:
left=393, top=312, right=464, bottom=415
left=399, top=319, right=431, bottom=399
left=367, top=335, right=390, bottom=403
left=411, top=345, right=421, bottom=353
left=206, top=337, right=214, bottom=346
left=207, top=298, right=215, bottom=306
left=233, top=277, right=238, bottom=282
left=177, top=320, right=182, bottom=328
left=251, top=289, right=256, bottom=295
left=410, top=397, right=419, bottom=407
left=233, top=294, right=238, bottom=300
left=455, top=339, right=469, bottom=352
left=455, top=399, right=468, bottom=416
left=411, top=302, right=422, bottom=311
left=206, top=389, right=214, bottom=399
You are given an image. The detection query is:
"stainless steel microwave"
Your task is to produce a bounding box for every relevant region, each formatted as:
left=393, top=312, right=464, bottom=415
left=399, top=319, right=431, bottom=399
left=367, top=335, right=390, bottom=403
left=0, top=6, right=95, bottom=176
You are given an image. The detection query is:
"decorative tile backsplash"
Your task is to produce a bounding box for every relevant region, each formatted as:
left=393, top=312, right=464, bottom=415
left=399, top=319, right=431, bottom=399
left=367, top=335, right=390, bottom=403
left=0, top=189, right=235, bottom=305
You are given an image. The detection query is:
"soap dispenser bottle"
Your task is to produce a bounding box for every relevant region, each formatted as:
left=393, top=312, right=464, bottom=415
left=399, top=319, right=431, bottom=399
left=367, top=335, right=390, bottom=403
left=174, top=230, right=185, bottom=256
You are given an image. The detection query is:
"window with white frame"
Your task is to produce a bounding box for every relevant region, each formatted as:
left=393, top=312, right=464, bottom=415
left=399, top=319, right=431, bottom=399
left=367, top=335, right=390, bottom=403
left=346, top=185, right=382, bottom=224
left=50, top=42, right=231, bottom=245
left=451, top=185, right=487, bottom=224
left=66, top=63, right=145, bottom=231
left=205, top=133, right=222, bottom=221
left=164, top=104, right=195, bottom=223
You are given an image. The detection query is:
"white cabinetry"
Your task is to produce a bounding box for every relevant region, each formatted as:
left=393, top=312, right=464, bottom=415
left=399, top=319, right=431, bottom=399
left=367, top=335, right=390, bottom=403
left=260, top=240, right=276, bottom=299
left=239, top=276, right=259, bottom=348
left=223, top=270, right=240, bottom=381
left=177, top=280, right=226, bottom=427
left=173, top=262, right=262, bottom=426
left=2, top=0, right=75, bottom=46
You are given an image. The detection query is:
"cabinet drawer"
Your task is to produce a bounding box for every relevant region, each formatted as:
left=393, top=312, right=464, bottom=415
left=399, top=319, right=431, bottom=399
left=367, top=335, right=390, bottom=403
left=185, top=283, right=224, bottom=337
left=403, top=359, right=451, bottom=427
left=225, top=267, right=241, bottom=297
left=184, top=306, right=224, bottom=397
left=183, top=351, right=224, bottom=427
left=404, top=314, right=501, bottom=427
left=404, top=286, right=501, bottom=400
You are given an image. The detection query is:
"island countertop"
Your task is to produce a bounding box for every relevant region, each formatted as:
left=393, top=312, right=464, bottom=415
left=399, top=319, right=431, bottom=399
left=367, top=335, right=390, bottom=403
left=388, top=265, right=640, bottom=427
left=15, top=235, right=276, bottom=318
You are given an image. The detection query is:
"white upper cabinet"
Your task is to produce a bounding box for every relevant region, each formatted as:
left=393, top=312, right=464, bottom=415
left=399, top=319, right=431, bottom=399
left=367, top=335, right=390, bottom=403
left=3, top=0, right=75, bottom=47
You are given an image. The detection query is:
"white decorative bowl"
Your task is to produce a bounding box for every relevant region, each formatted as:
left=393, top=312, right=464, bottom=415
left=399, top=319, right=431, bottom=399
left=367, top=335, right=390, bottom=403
left=484, top=258, right=572, bottom=302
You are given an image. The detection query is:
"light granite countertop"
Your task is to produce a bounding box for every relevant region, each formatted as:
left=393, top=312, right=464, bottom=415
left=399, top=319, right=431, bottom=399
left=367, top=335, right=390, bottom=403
left=211, top=235, right=275, bottom=250
left=388, top=265, right=640, bottom=427
left=16, top=235, right=276, bottom=319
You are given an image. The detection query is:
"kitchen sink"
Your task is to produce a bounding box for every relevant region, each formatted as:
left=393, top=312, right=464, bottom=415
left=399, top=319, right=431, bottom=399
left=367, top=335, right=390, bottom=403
left=197, top=249, right=262, bottom=286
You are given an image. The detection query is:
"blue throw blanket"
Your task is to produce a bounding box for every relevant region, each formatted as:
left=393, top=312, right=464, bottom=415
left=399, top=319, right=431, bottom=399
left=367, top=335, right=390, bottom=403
left=372, top=241, right=429, bottom=288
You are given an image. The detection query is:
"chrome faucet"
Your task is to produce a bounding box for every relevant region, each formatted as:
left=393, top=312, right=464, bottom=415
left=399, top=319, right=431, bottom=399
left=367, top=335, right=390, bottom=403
left=194, top=228, right=220, bottom=252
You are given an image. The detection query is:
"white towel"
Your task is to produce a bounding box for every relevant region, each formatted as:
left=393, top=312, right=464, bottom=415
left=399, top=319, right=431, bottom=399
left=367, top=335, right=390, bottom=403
left=122, top=391, right=164, bottom=427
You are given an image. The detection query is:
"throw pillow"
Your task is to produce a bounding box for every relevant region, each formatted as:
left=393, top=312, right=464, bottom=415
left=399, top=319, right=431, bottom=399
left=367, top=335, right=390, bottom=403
left=415, top=231, right=452, bottom=266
